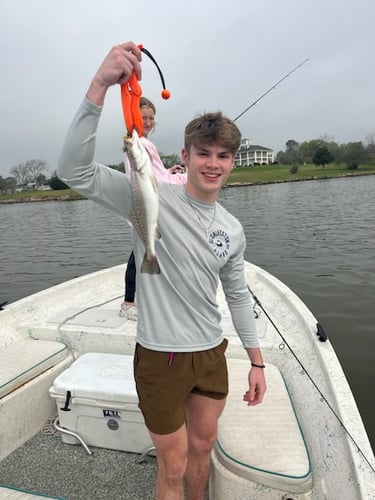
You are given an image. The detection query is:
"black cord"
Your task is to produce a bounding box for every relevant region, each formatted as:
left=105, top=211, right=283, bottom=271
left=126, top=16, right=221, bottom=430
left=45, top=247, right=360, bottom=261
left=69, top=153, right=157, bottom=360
left=140, top=47, right=167, bottom=90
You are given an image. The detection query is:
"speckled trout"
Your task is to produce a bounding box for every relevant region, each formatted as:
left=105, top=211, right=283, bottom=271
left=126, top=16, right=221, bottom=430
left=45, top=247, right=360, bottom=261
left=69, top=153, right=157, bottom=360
left=123, top=130, right=160, bottom=274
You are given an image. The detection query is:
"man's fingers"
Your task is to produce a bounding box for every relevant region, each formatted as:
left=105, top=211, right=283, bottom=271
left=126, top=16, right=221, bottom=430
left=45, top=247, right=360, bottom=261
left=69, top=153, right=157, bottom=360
left=115, top=43, right=142, bottom=81
left=118, top=41, right=142, bottom=60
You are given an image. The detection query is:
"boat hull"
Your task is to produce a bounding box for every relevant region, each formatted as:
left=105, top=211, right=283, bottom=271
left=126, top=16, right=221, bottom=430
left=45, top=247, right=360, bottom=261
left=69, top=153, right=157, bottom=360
left=0, top=262, right=373, bottom=499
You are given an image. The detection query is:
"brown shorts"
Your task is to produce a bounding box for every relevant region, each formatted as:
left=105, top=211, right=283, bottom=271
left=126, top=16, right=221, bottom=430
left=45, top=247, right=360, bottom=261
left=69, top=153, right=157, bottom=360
left=133, top=339, right=228, bottom=435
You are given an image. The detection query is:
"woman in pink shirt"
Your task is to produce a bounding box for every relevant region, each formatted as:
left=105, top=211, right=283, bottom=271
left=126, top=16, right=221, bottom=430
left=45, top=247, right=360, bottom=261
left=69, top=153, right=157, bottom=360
left=120, top=97, right=186, bottom=320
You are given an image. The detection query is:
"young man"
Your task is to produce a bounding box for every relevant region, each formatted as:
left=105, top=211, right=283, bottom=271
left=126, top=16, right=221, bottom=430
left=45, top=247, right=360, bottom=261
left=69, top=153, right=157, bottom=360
left=57, top=41, right=266, bottom=500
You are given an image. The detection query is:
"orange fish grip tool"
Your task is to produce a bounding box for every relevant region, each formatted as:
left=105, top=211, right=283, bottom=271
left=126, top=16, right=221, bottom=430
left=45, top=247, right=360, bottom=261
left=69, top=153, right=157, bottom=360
left=120, top=44, right=171, bottom=138
left=121, top=71, right=143, bottom=137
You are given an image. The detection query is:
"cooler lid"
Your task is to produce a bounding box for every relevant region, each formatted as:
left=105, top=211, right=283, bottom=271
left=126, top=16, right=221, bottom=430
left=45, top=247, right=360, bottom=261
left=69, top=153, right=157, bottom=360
left=51, top=352, right=138, bottom=403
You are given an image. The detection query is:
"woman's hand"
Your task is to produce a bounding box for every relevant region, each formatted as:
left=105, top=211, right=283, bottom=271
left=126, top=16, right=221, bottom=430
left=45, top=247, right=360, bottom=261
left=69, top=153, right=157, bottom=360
left=169, top=164, right=186, bottom=174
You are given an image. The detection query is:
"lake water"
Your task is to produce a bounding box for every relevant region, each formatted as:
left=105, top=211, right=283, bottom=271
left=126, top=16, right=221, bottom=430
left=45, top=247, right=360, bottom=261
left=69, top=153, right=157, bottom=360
left=1, top=175, right=374, bottom=449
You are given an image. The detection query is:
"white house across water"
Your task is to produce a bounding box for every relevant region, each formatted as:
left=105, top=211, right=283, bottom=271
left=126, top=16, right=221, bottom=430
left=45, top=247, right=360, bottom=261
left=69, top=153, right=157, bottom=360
left=235, top=138, right=274, bottom=166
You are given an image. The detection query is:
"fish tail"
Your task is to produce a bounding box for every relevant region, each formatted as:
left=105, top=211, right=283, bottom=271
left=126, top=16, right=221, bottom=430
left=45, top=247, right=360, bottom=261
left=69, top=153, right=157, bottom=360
left=140, top=253, right=161, bottom=274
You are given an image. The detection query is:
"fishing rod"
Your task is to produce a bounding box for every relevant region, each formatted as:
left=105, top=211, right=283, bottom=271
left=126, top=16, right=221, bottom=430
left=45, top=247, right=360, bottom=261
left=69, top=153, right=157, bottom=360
left=247, top=284, right=375, bottom=473
left=233, top=58, right=309, bottom=122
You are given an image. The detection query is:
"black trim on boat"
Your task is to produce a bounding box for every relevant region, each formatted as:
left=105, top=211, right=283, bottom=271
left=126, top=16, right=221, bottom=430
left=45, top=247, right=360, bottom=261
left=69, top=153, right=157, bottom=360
left=316, top=322, right=328, bottom=342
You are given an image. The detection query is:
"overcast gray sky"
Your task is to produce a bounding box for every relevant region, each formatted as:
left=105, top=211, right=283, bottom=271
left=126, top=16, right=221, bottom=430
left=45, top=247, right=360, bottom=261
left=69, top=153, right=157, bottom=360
left=1, top=0, right=374, bottom=178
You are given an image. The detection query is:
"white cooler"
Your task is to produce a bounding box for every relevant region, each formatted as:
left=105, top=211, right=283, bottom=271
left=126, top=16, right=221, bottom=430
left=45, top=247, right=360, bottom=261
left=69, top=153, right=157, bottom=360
left=49, top=352, right=153, bottom=454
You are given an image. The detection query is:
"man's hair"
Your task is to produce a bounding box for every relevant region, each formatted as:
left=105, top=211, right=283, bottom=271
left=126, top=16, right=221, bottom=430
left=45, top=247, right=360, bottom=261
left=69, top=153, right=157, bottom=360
left=140, top=97, right=156, bottom=114
left=184, top=112, right=241, bottom=154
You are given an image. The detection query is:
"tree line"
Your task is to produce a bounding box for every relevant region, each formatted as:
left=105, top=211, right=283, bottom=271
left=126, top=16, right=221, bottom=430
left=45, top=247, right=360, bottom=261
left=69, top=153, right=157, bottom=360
left=0, top=153, right=182, bottom=195
left=276, top=134, right=375, bottom=169
left=0, top=159, right=53, bottom=194
left=1, top=136, right=374, bottom=195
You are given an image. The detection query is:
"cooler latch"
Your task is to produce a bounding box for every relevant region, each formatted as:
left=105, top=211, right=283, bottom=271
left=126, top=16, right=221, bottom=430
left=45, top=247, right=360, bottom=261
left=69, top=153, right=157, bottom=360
left=60, top=390, right=72, bottom=411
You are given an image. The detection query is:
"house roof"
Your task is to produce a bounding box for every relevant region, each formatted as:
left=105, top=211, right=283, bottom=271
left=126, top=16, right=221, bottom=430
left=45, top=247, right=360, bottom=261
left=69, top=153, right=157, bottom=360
left=238, top=144, right=273, bottom=152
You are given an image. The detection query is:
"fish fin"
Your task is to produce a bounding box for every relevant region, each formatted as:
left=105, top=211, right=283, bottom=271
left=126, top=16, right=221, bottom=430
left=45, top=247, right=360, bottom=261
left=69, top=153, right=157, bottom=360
left=155, top=226, right=161, bottom=240
left=140, top=253, right=161, bottom=274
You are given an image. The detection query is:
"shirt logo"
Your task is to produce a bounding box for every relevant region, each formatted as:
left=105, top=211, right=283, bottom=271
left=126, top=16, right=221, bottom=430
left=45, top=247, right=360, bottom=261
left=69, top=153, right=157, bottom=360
left=208, top=229, right=230, bottom=258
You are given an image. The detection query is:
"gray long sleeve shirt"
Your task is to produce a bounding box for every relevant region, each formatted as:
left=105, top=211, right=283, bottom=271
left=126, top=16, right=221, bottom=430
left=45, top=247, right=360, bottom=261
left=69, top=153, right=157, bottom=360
left=57, top=97, right=259, bottom=352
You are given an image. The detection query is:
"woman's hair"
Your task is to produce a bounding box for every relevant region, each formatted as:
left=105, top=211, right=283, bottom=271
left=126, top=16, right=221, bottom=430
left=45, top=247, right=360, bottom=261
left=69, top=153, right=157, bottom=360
left=184, top=112, right=241, bottom=154
left=140, top=97, right=156, bottom=114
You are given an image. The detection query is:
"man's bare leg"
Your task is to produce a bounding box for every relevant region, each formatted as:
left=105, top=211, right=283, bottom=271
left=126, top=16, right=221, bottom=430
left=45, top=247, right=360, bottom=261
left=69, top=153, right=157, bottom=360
left=184, top=394, right=226, bottom=500
left=150, top=424, right=188, bottom=500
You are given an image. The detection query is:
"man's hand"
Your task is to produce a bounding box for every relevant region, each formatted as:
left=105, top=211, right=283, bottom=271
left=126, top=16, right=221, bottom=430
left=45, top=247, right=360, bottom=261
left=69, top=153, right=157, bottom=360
left=243, top=367, right=266, bottom=406
left=87, top=42, right=142, bottom=106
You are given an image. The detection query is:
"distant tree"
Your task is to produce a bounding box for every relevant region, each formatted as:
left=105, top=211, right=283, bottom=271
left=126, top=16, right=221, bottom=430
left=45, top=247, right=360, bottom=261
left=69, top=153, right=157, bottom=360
left=0, top=176, right=17, bottom=194
left=36, top=173, right=47, bottom=185
left=10, top=163, right=29, bottom=185
left=160, top=153, right=182, bottom=169
left=299, top=138, right=340, bottom=165
left=299, top=139, right=322, bottom=164
left=312, top=146, right=334, bottom=168
left=27, top=159, right=49, bottom=184
left=10, top=159, right=49, bottom=186
left=6, top=176, right=17, bottom=193
left=284, top=139, right=300, bottom=164
left=49, top=173, right=69, bottom=190
left=108, top=162, right=124, bottom=172
left=341, top=142, right=367, bottom=170
left=325, top=140, right=341, bottom=163
left=276, top=150, right=287, bottom=164
left=0, top=176, right=6, bottom=194
left=365, top=133, right=375, bottom=162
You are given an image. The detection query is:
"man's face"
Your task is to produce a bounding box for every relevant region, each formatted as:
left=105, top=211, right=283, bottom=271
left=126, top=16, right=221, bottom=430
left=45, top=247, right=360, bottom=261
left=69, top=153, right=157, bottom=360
left=182, top=143, right=235, bottom=202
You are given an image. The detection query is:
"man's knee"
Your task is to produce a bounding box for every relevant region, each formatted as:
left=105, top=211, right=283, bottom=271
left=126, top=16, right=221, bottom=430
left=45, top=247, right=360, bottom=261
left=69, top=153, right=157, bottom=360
left=188, top=433, right=217, bottom=455
left=158, top=453, right=187, bottom=483
left=152, top=427, right=189, bottom=482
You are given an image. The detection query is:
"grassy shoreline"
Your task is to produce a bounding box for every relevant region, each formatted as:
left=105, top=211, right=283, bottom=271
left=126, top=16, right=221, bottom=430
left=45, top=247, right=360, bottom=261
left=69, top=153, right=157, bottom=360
left=1, top=163, right=375, bottom=204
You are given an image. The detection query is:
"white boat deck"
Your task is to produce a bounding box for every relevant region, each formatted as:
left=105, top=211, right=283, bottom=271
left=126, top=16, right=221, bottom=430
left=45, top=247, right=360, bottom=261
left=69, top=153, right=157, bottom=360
left=1, top=263, right=374, bottom=499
